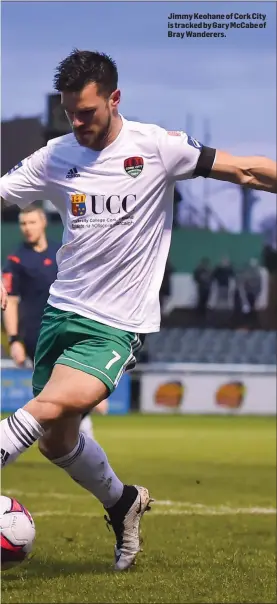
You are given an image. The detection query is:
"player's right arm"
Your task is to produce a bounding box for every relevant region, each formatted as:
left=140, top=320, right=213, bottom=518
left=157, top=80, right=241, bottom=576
left=2, top=257, right=26, bottom=366
left=0, top=147, right=50, bottom=208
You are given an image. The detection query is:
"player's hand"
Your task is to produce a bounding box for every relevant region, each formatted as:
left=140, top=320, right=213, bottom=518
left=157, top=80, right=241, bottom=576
left=1, top=281, right=8, bottom=310
left=10, top=341, right=27, bottom=366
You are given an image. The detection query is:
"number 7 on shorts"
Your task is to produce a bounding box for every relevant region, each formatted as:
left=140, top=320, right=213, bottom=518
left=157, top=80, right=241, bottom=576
left=105, top=350, right=121, bottom=370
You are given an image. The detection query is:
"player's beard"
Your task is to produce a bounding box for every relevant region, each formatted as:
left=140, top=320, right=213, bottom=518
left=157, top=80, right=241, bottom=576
left=73, top=109, right=112, bottom=151
left=91, top=111, right=112, bottom=151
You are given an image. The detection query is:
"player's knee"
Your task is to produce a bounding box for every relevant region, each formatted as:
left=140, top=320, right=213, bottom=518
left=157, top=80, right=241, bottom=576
left=34, top=395, right=67, bottom=422
left=35, top=390, right=96, bottom=417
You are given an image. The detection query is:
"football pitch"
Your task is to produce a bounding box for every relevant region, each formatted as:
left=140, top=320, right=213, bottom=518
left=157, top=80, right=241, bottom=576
left=1, top=414, right=276, bottom=603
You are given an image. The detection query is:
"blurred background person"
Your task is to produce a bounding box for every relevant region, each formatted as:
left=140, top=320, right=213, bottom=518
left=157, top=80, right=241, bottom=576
left=242, top=258, right=262, bottom=319
left=233, top=258, right=262, bottom=328
left=210, top=256, right=236, bottom=310
left=2, top=203, right=107, bottom=437
left=159, top=260, right=173, bottom=318
left=193, top=257, right=212, bottom=318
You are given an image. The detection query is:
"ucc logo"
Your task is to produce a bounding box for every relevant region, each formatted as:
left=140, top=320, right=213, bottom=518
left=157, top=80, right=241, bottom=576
left=70, top=194, right=136, bottom=216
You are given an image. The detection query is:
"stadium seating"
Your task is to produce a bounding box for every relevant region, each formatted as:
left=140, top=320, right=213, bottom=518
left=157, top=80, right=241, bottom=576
left=143, top=329, right=276, bottom=365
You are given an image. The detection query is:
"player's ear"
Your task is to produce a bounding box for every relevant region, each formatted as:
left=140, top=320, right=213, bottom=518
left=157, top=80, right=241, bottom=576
left=110, top=89, right=121, bottom=109
left=40, top=210, right=47, bottom=228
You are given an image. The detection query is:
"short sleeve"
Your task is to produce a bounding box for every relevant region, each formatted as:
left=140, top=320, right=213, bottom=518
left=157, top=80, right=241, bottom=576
left=156, top=128, right=205, bottom=182
left=2, top=256, right=22, bottom=296
left=0, top=147, right=50, bottom=208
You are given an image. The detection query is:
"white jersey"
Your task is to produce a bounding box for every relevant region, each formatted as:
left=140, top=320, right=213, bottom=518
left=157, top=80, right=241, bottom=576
left=0, top=117, right=208, bottom=333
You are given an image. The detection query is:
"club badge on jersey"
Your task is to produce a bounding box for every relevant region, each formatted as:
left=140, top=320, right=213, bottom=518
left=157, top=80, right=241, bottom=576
left=124, top=157, right=144, bottom=178
left=70, top=193, right=87, bottom=216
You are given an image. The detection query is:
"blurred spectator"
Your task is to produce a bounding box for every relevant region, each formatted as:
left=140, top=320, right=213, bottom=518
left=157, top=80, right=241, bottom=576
left=160, top=261, right=173, bottom=316
left=262, top=245, right=277, bottom=329
left=262, top=244, right=277, bottom=273
left=241, top=258, right=262, bottom=315
left=212, top=256, right=234, bottom=287
left=210, top=256, right=235, bottom=309
left=172, top=185, right=182, bottom=227
left=193, top=257, right=212, bottom=316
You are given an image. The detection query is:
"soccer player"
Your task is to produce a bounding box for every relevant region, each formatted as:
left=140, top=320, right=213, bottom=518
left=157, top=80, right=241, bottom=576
left=2, top=203, right=107, bottom=438
left=0, top=50, right=276, bottom=571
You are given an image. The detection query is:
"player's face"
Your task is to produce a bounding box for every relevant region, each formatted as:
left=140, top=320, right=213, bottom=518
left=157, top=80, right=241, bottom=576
left=61, top=82, right=120, bottom=151
left=19, top=211, right=46, bottom=244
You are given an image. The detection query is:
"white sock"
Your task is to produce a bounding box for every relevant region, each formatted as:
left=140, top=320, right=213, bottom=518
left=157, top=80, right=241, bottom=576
left=1, top=409, right=44, bottom=467
left=53, top=433, right=123, bottom=508
left=80, top=414, right=94, bottom=439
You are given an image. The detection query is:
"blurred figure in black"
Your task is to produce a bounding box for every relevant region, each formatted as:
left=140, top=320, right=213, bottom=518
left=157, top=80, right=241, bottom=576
left=241, top=258, right=261, bottom=318
left=173, top=184, right=182, bottom=228
left=211, top=256, right=235, bottom=309
left=160, top=260, right=173, bottom=317
left=262, top=245, right=277, bottom=329
left=212, top=256, right=234, bottom=288
left=2, top=204, right=59, bottom=364
left=193, top=257, right=212, bottom=316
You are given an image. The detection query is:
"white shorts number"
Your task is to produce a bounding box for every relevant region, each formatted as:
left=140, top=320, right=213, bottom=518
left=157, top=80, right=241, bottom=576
left=105, top=350, right=121, bottom=370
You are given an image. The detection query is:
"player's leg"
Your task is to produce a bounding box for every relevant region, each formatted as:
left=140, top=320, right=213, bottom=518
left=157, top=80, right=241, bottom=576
left=80, top=398, right=108, bottom=439
left=1, top=307, right=151, bottom=569
left=38, top=404, right=152, bottom=571
left=1, top=360, right=151, bottom=570
left=36, top=323, right=150, bottom=571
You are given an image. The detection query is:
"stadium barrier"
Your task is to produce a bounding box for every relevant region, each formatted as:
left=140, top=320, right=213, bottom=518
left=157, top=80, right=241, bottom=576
left=1, top=361, right=130, bottom=415
left=136, top=363, right=276, bottom=416
left=1, top=361, right=276, bottom=416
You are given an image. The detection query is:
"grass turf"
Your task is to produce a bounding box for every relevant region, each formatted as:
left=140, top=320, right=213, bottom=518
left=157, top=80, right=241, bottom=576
left=1, top=414, right=276, bottom=603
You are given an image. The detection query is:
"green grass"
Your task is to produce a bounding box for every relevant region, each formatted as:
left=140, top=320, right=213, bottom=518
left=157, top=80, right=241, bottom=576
left=1, top=415, right=276, bottom=603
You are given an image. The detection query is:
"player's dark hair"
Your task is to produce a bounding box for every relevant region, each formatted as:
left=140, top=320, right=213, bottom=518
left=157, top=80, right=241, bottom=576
left=53, top=49, right=118, bottom=97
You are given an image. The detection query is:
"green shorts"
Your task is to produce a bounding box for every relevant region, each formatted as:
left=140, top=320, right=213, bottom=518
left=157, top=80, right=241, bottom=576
left=32, top=304, right=144, bottom=397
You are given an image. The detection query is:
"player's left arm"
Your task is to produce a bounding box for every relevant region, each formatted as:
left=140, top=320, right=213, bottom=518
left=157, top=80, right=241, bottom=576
left=209, top=150, right=277, bottom=193
left=156, top=128, right=276, bottom=194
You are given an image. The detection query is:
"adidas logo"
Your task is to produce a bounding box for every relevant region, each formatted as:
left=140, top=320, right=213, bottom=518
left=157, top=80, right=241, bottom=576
left=66, top=167, right=80, bottom=179
left=1, top=448, right=10, bottom=466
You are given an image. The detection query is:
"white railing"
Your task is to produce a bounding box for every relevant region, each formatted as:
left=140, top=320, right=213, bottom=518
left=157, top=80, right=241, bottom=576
left=134, top=362, right=276, bottom=375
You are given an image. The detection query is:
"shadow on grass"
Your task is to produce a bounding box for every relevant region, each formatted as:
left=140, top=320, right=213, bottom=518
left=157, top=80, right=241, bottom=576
left=1, top=556, right=120, bottom=584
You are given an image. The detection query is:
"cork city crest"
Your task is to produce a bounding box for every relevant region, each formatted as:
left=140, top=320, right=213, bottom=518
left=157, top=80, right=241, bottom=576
left=70, top=193, right=86, bottom=216
left=124, top=157, right=144, bottom=178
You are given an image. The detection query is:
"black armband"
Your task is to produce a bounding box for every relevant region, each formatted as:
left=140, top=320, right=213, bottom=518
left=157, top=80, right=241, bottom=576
left=194, top=146, right=216, bottom=178
left=8, top=335, right=21, bottom=345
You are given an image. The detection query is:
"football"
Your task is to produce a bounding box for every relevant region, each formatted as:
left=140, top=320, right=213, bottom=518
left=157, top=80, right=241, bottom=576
left=0, top=495, right=36, bottom=571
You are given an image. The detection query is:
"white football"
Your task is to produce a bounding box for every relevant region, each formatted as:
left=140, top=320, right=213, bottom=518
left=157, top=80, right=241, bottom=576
left=0, top=495, right=36, bottom=570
